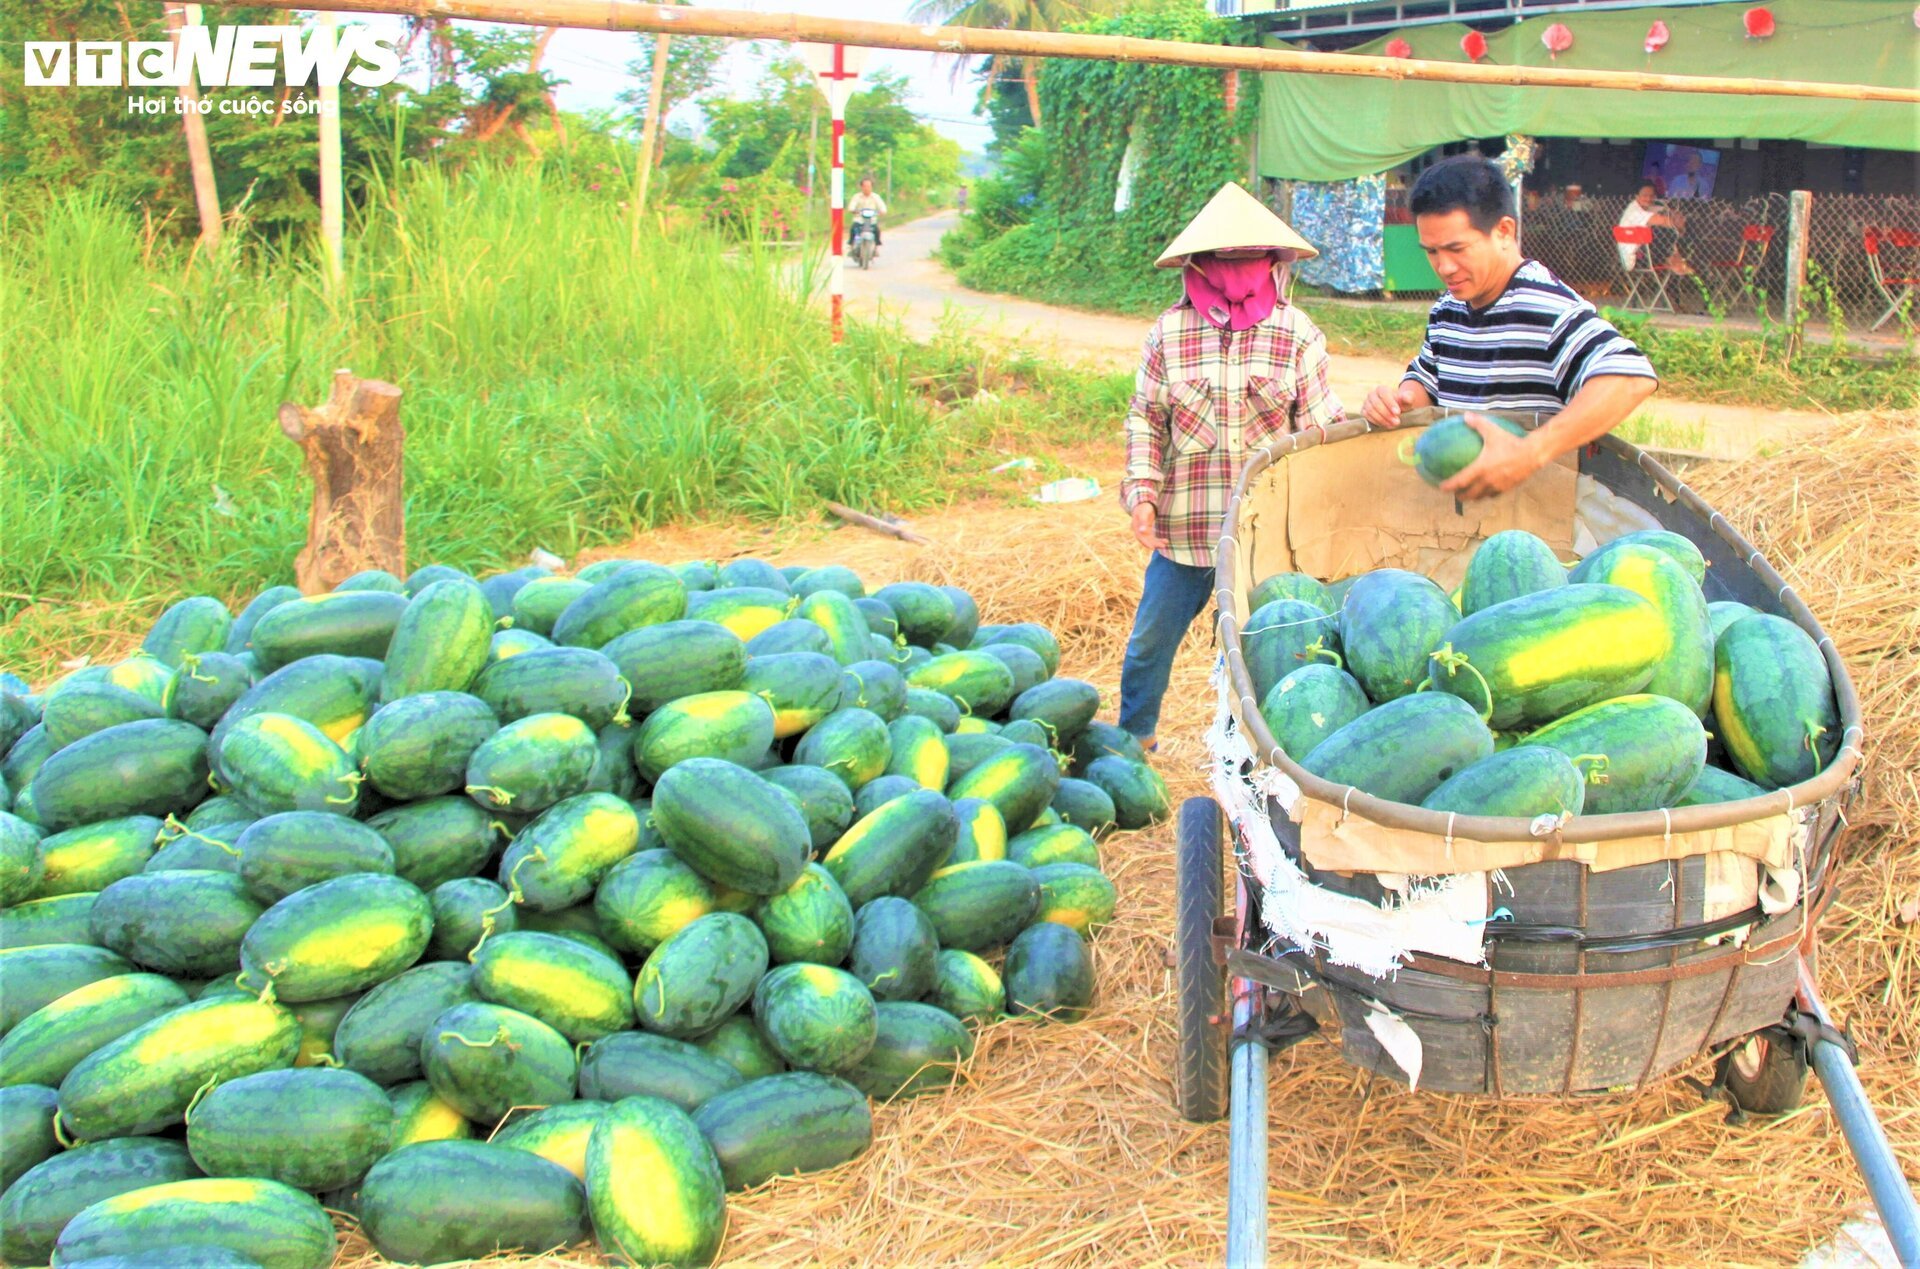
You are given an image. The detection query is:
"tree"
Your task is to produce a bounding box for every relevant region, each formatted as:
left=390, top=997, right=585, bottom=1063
left=620, top=33, right=725, bottom=165
left=905, top=0, right=1113, bottom=127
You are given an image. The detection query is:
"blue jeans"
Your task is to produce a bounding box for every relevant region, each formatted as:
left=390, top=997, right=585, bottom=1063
left=1117, top=552, right=1216, bottom=741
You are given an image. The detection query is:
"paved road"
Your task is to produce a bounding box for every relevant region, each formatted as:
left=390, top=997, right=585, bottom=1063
left=842, top=211, right=1827, bottom=461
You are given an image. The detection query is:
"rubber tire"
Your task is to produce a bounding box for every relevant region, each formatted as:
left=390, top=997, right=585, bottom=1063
left=1175, top=796, right=1228, bottom=1123
left=1719, top=1031, right=1809, bottom=1115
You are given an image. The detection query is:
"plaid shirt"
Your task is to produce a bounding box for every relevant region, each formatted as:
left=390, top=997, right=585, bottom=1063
left=1121, top=300, right=1344, bottom=568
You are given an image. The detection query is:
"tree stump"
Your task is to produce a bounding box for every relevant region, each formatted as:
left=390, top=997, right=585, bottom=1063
left=278, top=369, right=405, bottom=593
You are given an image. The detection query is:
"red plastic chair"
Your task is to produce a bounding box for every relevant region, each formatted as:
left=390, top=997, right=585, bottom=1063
left=1613, top=225, right=1676, bottom=312
left=1865, top=228, right=1920, bottom=330
left=1705, top=225, right=1774, bottom=310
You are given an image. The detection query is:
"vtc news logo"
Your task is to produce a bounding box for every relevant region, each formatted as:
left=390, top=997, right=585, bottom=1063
left=24, top=25, right=401, bottom=89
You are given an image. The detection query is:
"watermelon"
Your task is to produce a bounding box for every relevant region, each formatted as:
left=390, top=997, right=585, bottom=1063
left=945, top=797, right=1009, bottom=865
left=593, top=849, right=715, bottom=955
left=602, top=619, right=747, bottom=712
left=844, top=1001, right=974, bottom=1101
left=746, top=618, right=835, bottom=657
left=1460, top=530, right=1567, bottom=616
left=358, top=1140, right=588, bottom=1267
left=1708, top=600, right=1756, bottom=642
left=674, top=561, right=720, bottom=593
left=688, top=587, right=794, bottom=642
left=471, top=646, right=630, bottom=729
left=26, top=719, right=210, bottom=832
left=387, top=1079, right=474, bottom=1147
left=421, top=1000, right=577, bottom=1126
left=249, top=589, right=407, bottom=670
left=586, top=1096, right=727, bottom=1268
left=794, top=565, right=866, bottom=599
left=1009, top=678, right=1100, bottom=745
left=633, top=689, right=776, bottom=782
left=0, top=1137, right=201, bottom=1266
left=1712, top=615, right=1840, bottom=789
left=839, top=658, right=909, bottom=721
left=578, top=558, right=643, bottom=584
left=856, top=597, right=901, bottom=643
left=1521, top=694, right=1707, bottom=814
left=866, top=583, right=950, bottom=647
left=577, top=1031, right=744, bottom=1110
left=381, top=579, right=493, bottom=702
left=911, top=860, right=1040, bottom=952
left=1340, top=569, right=1458, bottom=703
left=41, top=680, right=169, bottom=752
left=171, top=652, right=253, bottom=730
left=1427, top=584, right=1667, bottom=729
left=2, top=725, right=54, bottom=795
left=1406, top=414, right=1529, bottom=485
left=240, top=873, right=432, bottom=1002
left=907, top=651, right=1017, bottom=718
left=214, top=654, right=381, bottom=750
left=510, top=576, right=593, bottom=636
left=947, top=743, right=1060, bottom=837
left=426, top=878, right=515, bottom=960
left=1420, top=746, right=1588, bottom=819
left=288, top=993, right=356, bottom=1068
left=634, top=912, right=769, bottom=1039
left=1258, top=663, right=1369, bottom=763
left=694, top=1015, right=786, bottom=1081
left=1083, top=756, right=1170, bottom=830
left=0, top=892, right=97, bottom=949
left=692, top=1070, right=873, bottom=1189
left=1300, top=692, right=1493, bottom=805
left=330, top=961, right=477, bottom=1085
left=794, top=706, right=892, bottom=790
left=652, top=759, right=810, bottom=895
left=1, top=944, right=134, bottom=1033
left=56, top=994, right=301, bottom=1139
left=851, top=775, right=920, bottom=819
left=821, top=789, right=959, bottom=907
left=793, top=589, right=871, bottom=664
left=186, top=1066, right=392, bottom=1192
left=552, top=563, right=687, bottom=647
left=217, top=713, right=360, bottom=817
left=1007, top=823, right=1099, bottom=869
left=1074, top=721, right=1149, bottom=774
left=752, top=963, right=878, bottom=1073
left=847, top=896, right=939, bottom=1003
left=234, top=811, right=394, bottom=904
left=32, top=815, right=163, bottom=896
left=52, top=1177, right=336, bottom=1269
left=903, top=687, right=962, bottom=733
left=494, top=1100, right=608, bottom=1181
left=719, top=558, right=788, bottom=593
left=336, top=569, right=406, bottom=593
left=226, top=585, right=303, bottom=655
left=498, top=792, right=641, bottom=912
left=89, top=870, right=261, bottom=977
left=929, top=949, right=1004, bottom=1024
left=756, top=863, right=856, bottom=965
left=1004, top=922, right=1094, bottom=1023
left=0, top=972, right=188, bottom=1089
left=405, top=564, right=476, bottom=594
left=1571, top=544, right=1713, bottom=715
left=1048, top=778, right=1116, bottom=838
left=0, top=1084, right=59, bottom=1191
left=980, top=642, right=1049, bottom=698
left=465, top=712, right=598, bottom=813
left=366, top=796, right=498, bottom=891
left=488, top=627, right=553, bottom=663
left=1675, top=764, right=1768, bottom=807
left=1248, top=571, right=1335, bottom=614
left=355, top=692, right=499, bottom=802
left=1584, top=528, right=1709, bottom=586
left=762, top=764, right=858, bottom=853
left=998, top=719, right=1050, bottom=749
left=1242, top=598, right=1342, bottom=703
left=471, top=930, right=636, bottom=1043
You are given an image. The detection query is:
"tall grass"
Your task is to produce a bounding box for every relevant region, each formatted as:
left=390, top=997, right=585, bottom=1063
left=0, top=164, right=1114, bottom=664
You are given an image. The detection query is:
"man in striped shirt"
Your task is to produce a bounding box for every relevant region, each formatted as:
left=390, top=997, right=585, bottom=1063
left=1362, top=157, right=1658, bottom=499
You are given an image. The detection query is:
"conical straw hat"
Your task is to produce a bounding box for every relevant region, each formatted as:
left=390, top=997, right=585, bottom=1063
left=1154, top=181, right=1318, bottom=268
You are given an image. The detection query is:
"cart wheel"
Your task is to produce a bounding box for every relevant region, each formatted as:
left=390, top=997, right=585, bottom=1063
left=1175, top=796, right=1228, bottom=1123
left=1719, top=1030, right=1809, bottom=1115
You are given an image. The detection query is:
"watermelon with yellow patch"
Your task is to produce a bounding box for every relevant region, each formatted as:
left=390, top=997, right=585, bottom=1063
left=249, top=589, right=408, bottom=671
left=884, top=714, right=950, bottom=790
left=943, top=797, right=1007, bottom=866
left=32, top=815, right=163, bottom=897
left=498, top=792, right=641, bottom=912
left=820, top=788, right=958, bottom=907
left=689, top=586, right=796, bottom=642
left=692, top=1070, right=873, bottom=1189
left=947, top=743, right=1061, bottom=836
left=0, top=971, right=189, bottom=1089
left=594, top=848, right=717, bottom=954
left=420, top=1001, right=578, bottom=1126
left=1028, top=861, right=1117, bottom=936
left=633, top=912, right=769, bottom=1040
left=586, top=1096, right=728, bottom=1268
left=216, top=713, right=361, bottom=817
left=911, top=859, right=1040, bottom=952
left=214, top=654, right=382, bottom=753
left=906, top=651, right=1017, bottom=717
left=495, top=1100, right=610, bottom=1181
left=239, top=872, right=432, bottom=1002
left=464, top=712, right=598, bottom=813
left=1569, top=543, right=1713, bottom=715
left=752, top=962, right=879, bottom=1074
left=52, top=1177, right=338, bottom=1269
left=471, top=930, right=636, bottom=1043
left=632, top=690, right=777, bottom=783
left=1711, top=613, right=1841, bottom=789
left=741, top=652, right=844, bottom=739
left=358, top=1139, right=588, bottom=1267
left=387, top=1079, right=474, bottom=1147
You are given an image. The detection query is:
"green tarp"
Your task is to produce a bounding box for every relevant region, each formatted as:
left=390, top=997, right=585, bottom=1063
left=1257, top=0, right=1920, bottom=182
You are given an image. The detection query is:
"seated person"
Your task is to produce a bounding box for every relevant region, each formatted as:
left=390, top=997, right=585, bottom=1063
left=1618, top=184, right=1691, bottom=274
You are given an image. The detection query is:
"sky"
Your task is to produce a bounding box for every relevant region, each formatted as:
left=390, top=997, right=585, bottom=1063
left=353, top=0, right=996, bottom=154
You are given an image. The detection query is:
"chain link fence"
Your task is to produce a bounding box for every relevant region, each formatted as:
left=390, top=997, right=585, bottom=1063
left=1519, top=190, right=1920, bottom=337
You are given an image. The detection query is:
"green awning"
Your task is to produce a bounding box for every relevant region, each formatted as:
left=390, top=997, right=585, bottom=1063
left=1257, top=0, right=1920, bottom=182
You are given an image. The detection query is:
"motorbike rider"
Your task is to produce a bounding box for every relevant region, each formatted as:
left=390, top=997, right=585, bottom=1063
left=849, top=177, right=887, bottom=251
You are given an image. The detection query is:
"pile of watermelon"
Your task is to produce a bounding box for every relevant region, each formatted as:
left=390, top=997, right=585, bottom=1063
left=0, top=556, right=1171, bottom=1269
left=1248, top=524, right=1842, bottom=817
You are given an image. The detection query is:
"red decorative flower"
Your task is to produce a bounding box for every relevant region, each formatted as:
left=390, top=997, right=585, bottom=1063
left=1743, top=7, right=1775, bottom=38
left=1461, top=30, right=1488, bottom=61
left=1541, top=22, right=1573, bottom=58
left=1912, top=3, right=1918, bottom=27
left=1644, top=19, right=1670, bottom=54
left=1383, top=37, right=1412, bottom=59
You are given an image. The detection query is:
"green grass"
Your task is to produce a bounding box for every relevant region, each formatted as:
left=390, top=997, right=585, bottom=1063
left=0, top=164, right=1114, bottom=672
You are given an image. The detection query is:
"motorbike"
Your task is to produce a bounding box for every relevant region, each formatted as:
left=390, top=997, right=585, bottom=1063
left=849, top=209, right=878, bottom=270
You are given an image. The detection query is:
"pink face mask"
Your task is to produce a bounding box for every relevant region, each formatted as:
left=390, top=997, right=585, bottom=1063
left=1184, top=253, right=1280, bottom=331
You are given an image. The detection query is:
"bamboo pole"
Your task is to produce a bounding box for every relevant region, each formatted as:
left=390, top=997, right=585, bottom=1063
left=634, top=31, right=671, bottom=226
left=232, top=0, right=1920, bottom=105
left=317, top=10, right=345, bottom=288
left=165, top=3, right=222, bottom=251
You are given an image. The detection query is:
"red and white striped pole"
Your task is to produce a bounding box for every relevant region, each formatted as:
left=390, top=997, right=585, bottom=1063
left=802, top=42, right=866, bottom=346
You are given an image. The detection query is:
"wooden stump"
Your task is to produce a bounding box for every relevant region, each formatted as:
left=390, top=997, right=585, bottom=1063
left=278, top=369, right=405, bottom=593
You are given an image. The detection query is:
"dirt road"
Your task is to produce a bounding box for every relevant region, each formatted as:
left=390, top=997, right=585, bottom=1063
left=844, top=211, right=1829, bottom=461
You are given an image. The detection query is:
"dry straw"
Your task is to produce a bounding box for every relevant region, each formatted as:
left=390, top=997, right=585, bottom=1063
left=29, top=415, right=1916, bottom=1267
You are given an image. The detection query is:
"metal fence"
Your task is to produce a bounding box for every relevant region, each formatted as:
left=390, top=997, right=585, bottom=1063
left=1519, top=190, right=1920, bottom=336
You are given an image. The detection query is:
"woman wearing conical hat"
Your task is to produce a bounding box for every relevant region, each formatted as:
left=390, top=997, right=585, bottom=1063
left=1116, top=183, right=1344, bottom=754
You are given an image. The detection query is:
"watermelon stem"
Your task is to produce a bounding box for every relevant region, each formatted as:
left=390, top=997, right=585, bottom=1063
left=1804, top=722, right=1828, bottom=753
left=1572, top=753, right=1612, bottom=785
left=1303, top=639, right=1344, bottom=671
left=159, top=814, right=242, bottom=856
left=307, top=1052, right=341, bottom=1068
left=180, top=654, right=216, bottom=684
left=496, top=615, right=515, bottom=630
left=468, top=784, right=514, bottom=808
left=488, top=819, right=517, bottom=842
left=439, top=1024, right=520, bottom=1053
left=1427, top=645, right=1495, bottom=724
left=501, top=847, right=548, bottom=905
left=50, top=1110, right=74, bottom=1149
left=182, top=1074, right=219, bottom=1124
left=470, top=886, right=518, bottom=960
left=612, top=676, right=634, bottom=727
left=1396, top=435, right=1420, bottom=467
left=325, top=771, right=367, bottom=805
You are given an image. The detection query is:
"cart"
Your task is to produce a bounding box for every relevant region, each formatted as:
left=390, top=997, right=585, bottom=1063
left=1172, top=412, right=1920, bottom=1266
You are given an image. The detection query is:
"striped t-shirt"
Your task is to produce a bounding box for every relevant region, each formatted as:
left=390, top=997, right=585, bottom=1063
left=1402, top=260, right=1657, bottom=411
